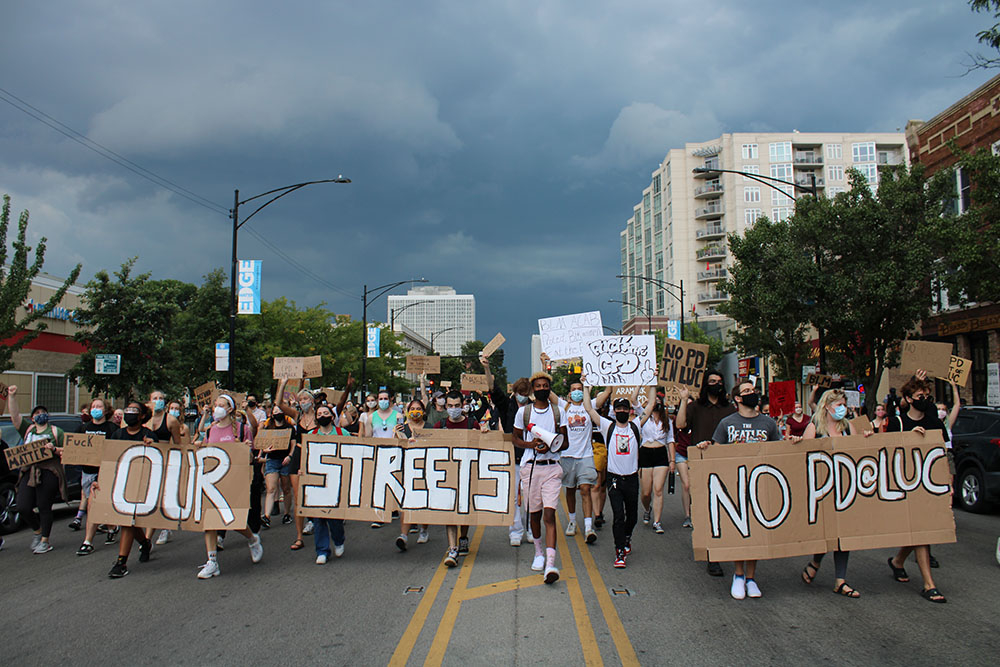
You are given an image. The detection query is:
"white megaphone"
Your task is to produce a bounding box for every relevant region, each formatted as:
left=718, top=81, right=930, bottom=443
left=530, top=425, right=565, bottom=452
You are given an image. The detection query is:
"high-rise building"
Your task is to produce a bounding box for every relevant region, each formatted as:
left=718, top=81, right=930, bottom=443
left=387, top=286, right=475, bottom=356
left=618, top=131, right=907, bottom=340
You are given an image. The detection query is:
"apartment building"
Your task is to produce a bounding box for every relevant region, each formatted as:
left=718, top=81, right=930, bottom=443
left=386, top=285, right=475, bottom=357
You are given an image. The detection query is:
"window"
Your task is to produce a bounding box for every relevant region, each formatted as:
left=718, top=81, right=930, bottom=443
left=657, top=292, right=665, bottom=312
left=653, top=174, right=661, bottom=193
left=852, top=141, right=875, bottom=163
left=825, top=143, right=842, bottom=160
left=742, top=165, right=760, bottom=181
left=643, top=193, right=651, bottom=210
left=957, top=167, right=971, bottom=213
left=745, top=208, right=762, bottom=225
left=857, top=163, right=878, bottom=184
left=827, top=165, right=844, bottom=182
left=36, top=375, right=68, bottom=413
left=772, top=207, right=793, bottom=222
left=770, top=163, right=793, bottom=182
left=742, top=143, right=758, bottom=159
left=634, top=210, right=641, bottom=225
left=769, top=141, right=791, bottom=162
left=744, top=186, right=761, bottom=202
left=644, top=228, right=652, bottom=244
left=645, top=246, right=652, bottom=262
left=772, top=187, right=794, bottom=206
left=992, top=139, right=1000, bottom=156
left=653, top=193, right=661, bottom=211
left=655, top=252, right=664, bottom=270
left=654, top=212, right=662, bottom=230
left=827, top=186, right=845, bottom=197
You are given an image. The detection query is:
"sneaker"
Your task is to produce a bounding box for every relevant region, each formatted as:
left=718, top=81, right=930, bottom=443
left=30, top=534, right=41, bottom=551
left=108, top=561, right=129, bottom=578
left=525, top=532, right=535, bottom=544
left=707, top=561, right=724, bottom=577
left=396, top=534, right=408, bottom=552
left=444, top=548, right=459, bottom=568
left=260, top=515, right=271, bottom=529
left=642, top=509, right=651, bottom=525
left=408, top=526, right=419, bottom=534
left=624, top=537, right=632, bottom=556
left=105, top=526, right=118, bottom=545
left=653, top=522, right=664, bottom=534
left=76, top=543, right=95, bottom=556
left=370, top=522, right=383, bottom=529
left=681, top=517, right=692, bottom=529
left=316, top=554, right=328, bottom=565
left=585, top=529, right=597, bottom=544
left=217, top=536, right=225, bottom=551
left=417, top=529, right=429, bottom=544
left=614, top=549, right=627, bottom=568
left=594, top=514, right=604, bottom=529
left=68, top=517, right=82, bottom=531
left=531, top=554, right=545, bottom=571
left=282, top=514, right=292, bottom=525
left=929, top=555, right=940, bottom=569
left=458, top=537, right=470, bottom=556
left=197, top=560, right=220, bottom=579
left=334, top=543, right=345, bottom=558
left=731, top=574, right=747, bottom=600
left=544, top=565, right=560, bottom=584
left=303, top=520, right=314, bottom=536
left=509, top=534, right=522, bottom=547
left=746, top=578, right=762, bottom=598
left=565, top=520, right=577, bottom=536
left=155, top=530, right=171, bottom=545
left=249, top=535, right=263, bottom=564
left=33, top=541, right=53, bottom=554
left=138, top=539, right=152, bottom=563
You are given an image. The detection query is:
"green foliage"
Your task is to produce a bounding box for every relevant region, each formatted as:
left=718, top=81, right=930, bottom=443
left=681, top=321, right=726, bottom=370
left=0, top=195, right=81, bottom=372
left=968, top=1, right=1000, bottom=68
left=435, top=340, right=509, bottom=395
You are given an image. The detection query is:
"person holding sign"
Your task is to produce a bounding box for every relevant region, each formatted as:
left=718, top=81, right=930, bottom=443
left=260, top=384, right=296, bottom=529
left=393, top=399, right=432, bottom=550
left=557, top=379, right=612, bottom=544
left=638, top=387, right=675, bottom=535
left=276, top=387, right=318, bottom=548
left=6, top=385, right=68, bottom=555
left=146, top=390, right=184, bottom=547
left=306, top=403, right=350, bottom=564
left=72, top=398, right=119, bottom=556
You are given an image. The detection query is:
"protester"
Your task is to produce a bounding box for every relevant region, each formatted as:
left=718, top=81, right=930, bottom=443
left=784, top=402, right=810, bottom=439
left=260, top=379, right=296, bottom=529
left=147, top=390, right=183, bottom=545
left=638, top=387, right=674, bottom=535
left=72, top=397, right=119, bottom=556
left=167, top=400, right=190, bottom=441
left=306, top=403, right=349, bottom=563
left=701, top=380, right=781, bottom=600
left=872, top=402, right=890, bottom=433
left=393, top=398, right=432, bottom=549
left=277, top=388, right=317, bottom=550
left=365, top=389, right=400, bottom=438
left=487, top=362, right=532, bottom=547
left=111, top=407, right=124, bottom=426
left=671, top=401, right=694, bottom=528
left=558, top=378, right=611, bottom=544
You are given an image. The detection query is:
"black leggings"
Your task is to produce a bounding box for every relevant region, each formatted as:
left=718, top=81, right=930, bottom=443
left=607, top=472, right=638, bottom=551
left=220, top=462, right=264, bottom=538
left=17, top=470, right=61, bottom=539
left=814, top=550, right=850, bottom=580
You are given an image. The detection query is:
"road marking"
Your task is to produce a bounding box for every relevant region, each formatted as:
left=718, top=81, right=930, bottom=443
left=554, top=517, right=603, bottom=667
left=388, top=557, right=451, bottom=667
left=423, top=528, right=484, bottom=666
left=462, top=575, right=544, bottom=601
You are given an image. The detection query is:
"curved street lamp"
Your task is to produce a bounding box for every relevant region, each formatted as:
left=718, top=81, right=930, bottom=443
left=390, top=300, right=434, bottom=331
left=430, top=326, right=463, bottom=355
left=361, top=278, right=428, bottom=395
left=617, top=273, right=684, bottom=340
left=609, top=298, right=651, bottom=334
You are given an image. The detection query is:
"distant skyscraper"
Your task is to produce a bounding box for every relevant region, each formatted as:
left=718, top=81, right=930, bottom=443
left=531, top=334, right=542, bottom=376
left=387, top=286, right=475, bottom=356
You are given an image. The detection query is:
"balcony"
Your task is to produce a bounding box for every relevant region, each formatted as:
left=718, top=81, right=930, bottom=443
left=795, top=176, right=825, bottom=188
left=702, top=306, right=723, bottom=317
left=699, top=290, right=729, bottom=304
left=697, top=267, right=728, bottom=282
left=694, top=182, right=724, bottom=199
left=794, top=153, right=823, bottom=165
left=696, top=223, right=726, bottom=240
left=696, top=244, right=726, bottom=261
left=694, top=203, right=724, bottom=219
left=693, top=159, right=720, bottom=178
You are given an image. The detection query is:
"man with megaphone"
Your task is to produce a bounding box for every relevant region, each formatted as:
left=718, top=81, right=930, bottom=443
left=512, top=372, right=570, bottom=584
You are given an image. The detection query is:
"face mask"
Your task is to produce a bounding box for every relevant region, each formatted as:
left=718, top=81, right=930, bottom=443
left=367, top=400, right=377, bottom=409
left=299, top=401, right=313, bottom=413
left=910, top=397, right=930, bottom=413
left=123, top=412, right=140, bottom=426
left=447, top=407, right=464, bottom=419
left=436, top=399, right=445, bottom=408
left=707, top=383, right=725, bottom=396
left=830, top=405, right=848, bottom=420
left=152, top=399, right=165, bottom=411
left=462, top=405, right=470, bottom=414
left=316, top=415, right=333, bottom=427
left=90, top=408, right=104, bottom=420
left=408, top=409, right=425, bottom=421
left=213, top=406, right=228, bottom=421
left=515, top=394, right=530, bottom=404
left=740, top=393, right=760, bottom=409
left=570, top=390, right=584, bottom=403
left=937, top=409, right=948, bottom=421
left=615, top=411, right=631, bottom=424
left=272, top=414, right=286, bottom=425
left=168, top=409, right=181, bottom=418
left=33, top=413, right=49, bottom=426
left=533, top=389, right=550, bottom=403
left=378, top=399, right=390, bottom=410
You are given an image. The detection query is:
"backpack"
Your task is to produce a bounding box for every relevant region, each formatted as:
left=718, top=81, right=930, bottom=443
left=606, top=420, right=641, bottom=453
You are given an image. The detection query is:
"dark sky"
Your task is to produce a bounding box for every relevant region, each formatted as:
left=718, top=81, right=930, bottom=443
left=1, top=1, right=995, bottom=377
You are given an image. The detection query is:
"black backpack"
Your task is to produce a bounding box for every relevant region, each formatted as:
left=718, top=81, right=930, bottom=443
left=606, top=420, right=641, bottom=453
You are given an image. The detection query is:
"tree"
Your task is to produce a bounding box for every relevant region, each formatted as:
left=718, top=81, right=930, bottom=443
left=0, top=195, right=81, bottom=373
left=968, top=0, right=1000, bottom=69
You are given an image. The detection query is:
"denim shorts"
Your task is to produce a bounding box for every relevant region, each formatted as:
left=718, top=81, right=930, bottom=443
left=265, top=458, right=293, bottom=476
left=82, top=471, right=99, bottom=498
left=675, top=451, right=688, bottom=464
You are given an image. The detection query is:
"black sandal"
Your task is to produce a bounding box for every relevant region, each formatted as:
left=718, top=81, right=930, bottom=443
left=887, top=557, right=909, bottom=583
left=920, top=587, right=947, bottom=603
left=834, top=582, right=860, bottom=598
left=802, top=561, right=819, bottom=584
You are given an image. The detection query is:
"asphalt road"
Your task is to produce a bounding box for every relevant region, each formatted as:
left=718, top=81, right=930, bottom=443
left=3, top=495, right=999, bottom=666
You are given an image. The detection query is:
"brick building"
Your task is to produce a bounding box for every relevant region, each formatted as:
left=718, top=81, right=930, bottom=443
left=905, top=73, right=1000, bottom=406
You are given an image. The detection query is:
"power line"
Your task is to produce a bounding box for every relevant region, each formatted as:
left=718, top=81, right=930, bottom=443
left=243, top=226, right=357, bottom=300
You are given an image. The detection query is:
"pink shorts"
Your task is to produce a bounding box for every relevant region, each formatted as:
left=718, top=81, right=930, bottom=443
left=521, top=461, right=562, bottom=512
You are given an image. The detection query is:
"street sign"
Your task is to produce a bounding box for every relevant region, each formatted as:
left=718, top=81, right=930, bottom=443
left=666, top=320, right=680, bottom=340
left=95, top=354, right=120, bottom=375
left=366, top=326, right=381, bottom=358
left=988, top=362, right=1000, bottom=407
left=801, top=364, right=817, bottom=383
left=216, top=343, right=230, bottom=372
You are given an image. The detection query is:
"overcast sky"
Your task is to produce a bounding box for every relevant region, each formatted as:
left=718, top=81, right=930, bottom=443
left=1, top=1, right=995, bottom=377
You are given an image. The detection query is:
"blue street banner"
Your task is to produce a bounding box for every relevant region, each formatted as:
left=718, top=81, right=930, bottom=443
left=366, top=326, right=381, bottom=358
left=237, top=260, right=262, bottom=315
left=667, top=320, right=681, bottom=340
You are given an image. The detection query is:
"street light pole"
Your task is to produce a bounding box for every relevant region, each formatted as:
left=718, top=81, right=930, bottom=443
left=360, top=278, right=428, bottom=397
left=616, top=274, right=685, bottom=341
left=608, top=299, right=651, bottom=334
left=228, top=177, right=351, bottom=389
left=430, top=326, right=462, bottom=355
left=390, top=300, right=433, bottom=331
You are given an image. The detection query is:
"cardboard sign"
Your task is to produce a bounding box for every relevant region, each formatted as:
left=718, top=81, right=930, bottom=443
left=806, top=373, right=835, bottom=389
left=461, top=373, right=489, bottom=392
left=273, top=357, right=305, bottom=379
left=303, top=355, right=323, bottom=379
left=441, top=381, right=453, bottom=389
left=947, top=355, right=972, bottom=387
left=3, top=439, right=54, bottom=469
left=406, top=355, right=441, bottom=375
left=63, top=433, right=105, bottom=467
left=89, top=440, right=250, bottom=531
left=296, top=431, right=514, bottom=525
left=845, top=390, right=861, bottom=409
left=193, top=381, right=216, bottom=409
left=849, top=415, right=873, bottom=434
left=580, top=335, right=657, bottom=387
left=610, top=386, right=651, bottom=408
left=689, top=431, right=955, bottom=562
left=538, top=311, right=603, bottom=360
left=482, top=333, right=505, bottom=358
left=323, top=388, right=346, bottom=406
left=657, top=339, right=710, bottom=394
left=768, top=381, right=796, bottom=417
left=253, top=428, right=293, bottom=451
left=899, top=340, right=953, bottom=379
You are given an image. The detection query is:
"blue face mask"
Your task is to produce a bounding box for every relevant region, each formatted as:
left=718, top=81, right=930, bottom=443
left=153, top=399, right=165, bottom=411
left=570, top=390, right=584, bottom=403
left=90, top=408, right=104, bottom=420
left=378, top=399, right=390, bottom=410
left=168, top=409, right=181, bottom=418
left=831, top=405, right=848, bottom=420
left=34, top=413, right=49, bottom=426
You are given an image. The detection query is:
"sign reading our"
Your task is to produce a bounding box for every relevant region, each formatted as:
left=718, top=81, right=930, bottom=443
left=406, top=355, right=441, bottom=375
left=538, top=311, right=603, bottom=361
left=657, top=339, right=710, bottom=394
left=89, top=440, right=251, bottom=531
left=580, top=335, right=657, bottom=387
left=63, top=433, right=105, bottom=467
left=689, top=432, right=955, bottom=562
left=4, top=439, right=54, bottom=469
left=296, top=431, right=514, bottom=525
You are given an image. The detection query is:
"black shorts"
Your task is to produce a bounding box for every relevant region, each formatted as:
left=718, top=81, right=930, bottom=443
left=638, top=446, right=669, bottom=468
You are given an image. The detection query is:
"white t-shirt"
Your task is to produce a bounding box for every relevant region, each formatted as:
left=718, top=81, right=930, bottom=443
left=597, top=416, right=641, bottom=476
left=640, top=416, right=674, bottom=446
left=560, top=399, right=596, bottom=459
left=514, top=404, right=568, bottom=463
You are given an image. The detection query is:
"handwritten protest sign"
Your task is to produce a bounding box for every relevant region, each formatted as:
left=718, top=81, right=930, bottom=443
left=406, top=355, right=441, bottom=375
left=63, top=433, right=105, bottom=467
left=273, top=357, right=305, bottom=379
left=4, top=439, right=54, bottom=469
left=657, top=339, right=710, bottom=393
left=482, top=333, right=505, bottom=358
left=538, top=311, right=603, bottom=360
left=899, top=340, right=953, bottom=379
left=806, top=373, right=836, bottom=389
left=768, top=381, right=796, bottom=417
left=580, top=335, right=656, bottom=387
left=611, top=386, right=651, bottom=408
left=253, top=428, right=293, bottom=451
left=948, top=355, right=972, bottom=387
left=845, top=390, right=861, bottom=409
left=302, top=355, right=323, bottom=379
left=461, top=373, right=490, bottom=392
left=89, top=440, right=250, bottom=531
left=849, top=415, right=873, bottom=434
left=296, top=431, right=514, bottom=525
left=689, top=431, right=955, bottom=562
left=193, top=381, right=216, bottom=409
left=441, top=381, right=453, bottom=389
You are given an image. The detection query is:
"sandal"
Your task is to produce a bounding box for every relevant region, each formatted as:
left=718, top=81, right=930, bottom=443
left=887, top=557, right=909, bottom=583
left=833, top=582, right=860, bottom=598
left=290, top=539, right=304, bottom=551
left=801, top=561, right=819, bottom=584
left=920, top=587, right=947, bottom=604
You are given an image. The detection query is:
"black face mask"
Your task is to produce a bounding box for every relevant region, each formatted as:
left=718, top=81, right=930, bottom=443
left=707, top=383, right=725, bottom=396
left=533, top=389, right=550, bottom=403
left=910, top=397, right=931, bottom=413
left=316, top=415, right=333, bottom=427
left=123, top=413, right=141, bottom=426
left=740, top=393, right=760, bottom=409
left=615, top=411, right=631, bottom=423
left=272, top=414, right=286, bottom=425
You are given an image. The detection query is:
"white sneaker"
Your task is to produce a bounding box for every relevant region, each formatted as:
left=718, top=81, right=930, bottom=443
left=334, top=543, right=345, bottom=558
left=544, top=564, right=560, bottom=584
left=417, top=529, right=429, bottom=544
left=316, top=554, right=328, bottom=565
left=303, top=520, right=314, bottom=535
left=509, top=534, right=522, bottom=547
left=216, top=537, right=225, bottom=551
left=155, top=530, right=171, bottom=545
left=248, top=535, right=263, bottom=564
left=731, top=574, right=746, bottom=600
left=746, top=578, right=762, bottom=598
left=30, top=534, right=41, bottom=551
left=198, top=560, right=220, bottom=579
left=396, top=534, right=408, bottom=551
left=585, top=528, right=597, bottom=544
left=531, top=554, right=545, bottom=571
left=526, top=532, right=535, bottom=544
left=32, top=541, right=53, bottom=554
left=565, top=520, right=577, bottom=536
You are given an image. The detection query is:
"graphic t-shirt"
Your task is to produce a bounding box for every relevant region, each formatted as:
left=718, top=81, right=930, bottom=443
left=76, top=420, right=118, bottom=473
left=596, top=416, right=640, bottom=476
left=712, top=412, right=782, bottom=445
left=561, top=401, right=596, bottom=459
left=513, top=404, right=568, bottom=463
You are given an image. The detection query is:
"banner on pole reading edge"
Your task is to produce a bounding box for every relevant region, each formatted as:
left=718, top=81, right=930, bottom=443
left=237, top=260, right=262, bottom=315
left=366, top=326, right=381, bottom=358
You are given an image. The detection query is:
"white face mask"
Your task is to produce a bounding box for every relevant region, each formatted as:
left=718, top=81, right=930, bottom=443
left=937, top=409, right=948, bottom=421
left=213, top=406, right=228, bottom=421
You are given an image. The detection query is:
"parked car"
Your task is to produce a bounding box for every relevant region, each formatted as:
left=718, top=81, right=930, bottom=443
left=0, top=416, right=84, bottom=534
left=951, top=406, right=1000, bottom=513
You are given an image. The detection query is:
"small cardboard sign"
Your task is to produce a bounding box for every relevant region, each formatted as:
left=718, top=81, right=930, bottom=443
left=253, top=428, right=293, bottom=451
left=193, top=381, right=217, bottom=409
left=657, top=339, right=710, bottom=394
left=441, top=380, right=453, bottom=389
left=845, top=390, right=861, bottom=408
left=899, top=340, right=953, bottom=379
left=273, top=357, right=305, bottom=379
left=768, top=381, right=796, bottom=417
left=3, top=439, right=54, bottom=469
left=482, top=333, right=505, bottom=358
left=323, top=388, right=346, bottom=406
left=461, top=373, right=490, bottom=392
left=406, top=355, right=441, bottom=375
left=947, top=355, right=972, bottom=387
left=303, top=355, right=323, bottom=379
left=610, top=386, right=651, bottom=408
left=806, top=373, right=835, bottom=389
left=849, top=415, right=873, bottom=434
left=63, top=433, right=105, bottom=467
